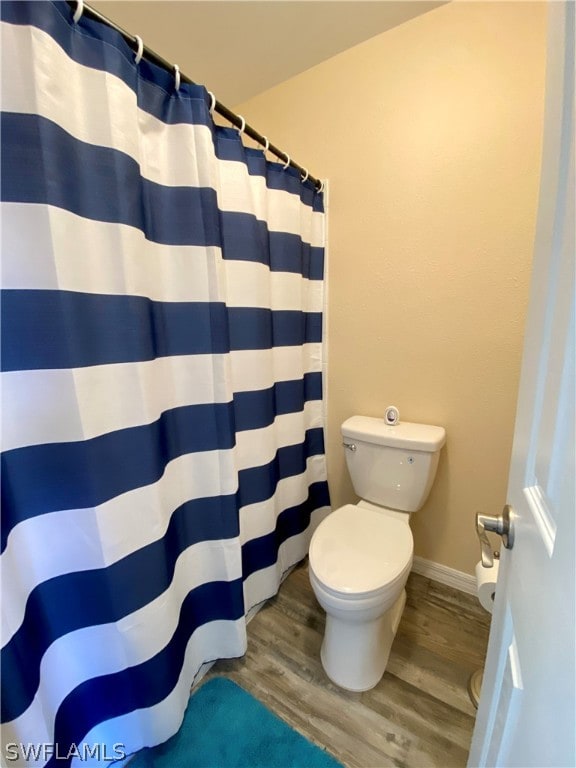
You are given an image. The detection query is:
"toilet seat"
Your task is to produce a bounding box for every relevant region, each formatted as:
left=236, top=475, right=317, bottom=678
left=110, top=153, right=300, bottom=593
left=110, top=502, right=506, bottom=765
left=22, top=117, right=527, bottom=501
left=309, top=504, right=413, bottom=599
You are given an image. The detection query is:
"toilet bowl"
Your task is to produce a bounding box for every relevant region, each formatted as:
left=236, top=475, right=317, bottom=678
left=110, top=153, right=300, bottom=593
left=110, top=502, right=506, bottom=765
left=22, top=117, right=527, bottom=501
left=309, top=503, right=413, bottom=691
left=309, top=415, right=445, bottom=691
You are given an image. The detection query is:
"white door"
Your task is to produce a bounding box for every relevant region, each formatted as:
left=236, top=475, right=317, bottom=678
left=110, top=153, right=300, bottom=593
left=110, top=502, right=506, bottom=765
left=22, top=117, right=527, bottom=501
left=468, top=2, right=575, bottom=767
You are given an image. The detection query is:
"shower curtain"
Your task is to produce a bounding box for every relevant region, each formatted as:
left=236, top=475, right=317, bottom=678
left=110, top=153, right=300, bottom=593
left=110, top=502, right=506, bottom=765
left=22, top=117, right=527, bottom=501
left=0, top=2, right=330, bottom=765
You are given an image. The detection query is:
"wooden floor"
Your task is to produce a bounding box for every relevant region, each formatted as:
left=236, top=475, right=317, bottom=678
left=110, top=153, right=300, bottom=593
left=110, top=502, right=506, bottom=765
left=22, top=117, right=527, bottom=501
left=206, top=561, right=491, bottom=768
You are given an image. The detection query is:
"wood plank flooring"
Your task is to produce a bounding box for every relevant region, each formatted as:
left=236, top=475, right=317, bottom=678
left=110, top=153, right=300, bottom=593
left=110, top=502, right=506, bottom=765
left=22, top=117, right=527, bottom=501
left=205, top=561, right=491, bottom=768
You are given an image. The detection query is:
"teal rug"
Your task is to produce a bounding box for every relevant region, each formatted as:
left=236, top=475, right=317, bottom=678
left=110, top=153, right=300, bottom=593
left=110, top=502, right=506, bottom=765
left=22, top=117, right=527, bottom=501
left=128, top=677, right=343, bottom=768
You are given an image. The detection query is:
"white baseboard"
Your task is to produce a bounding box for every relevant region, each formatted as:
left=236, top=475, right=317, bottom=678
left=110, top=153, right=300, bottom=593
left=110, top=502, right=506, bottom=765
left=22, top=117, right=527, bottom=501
left=411, top=555, right=476, bottom=595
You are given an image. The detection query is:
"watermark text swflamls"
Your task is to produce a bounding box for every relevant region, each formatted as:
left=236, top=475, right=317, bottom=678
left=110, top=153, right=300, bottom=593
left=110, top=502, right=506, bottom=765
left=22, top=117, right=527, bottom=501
left=4, top=742, right=126, bottom=762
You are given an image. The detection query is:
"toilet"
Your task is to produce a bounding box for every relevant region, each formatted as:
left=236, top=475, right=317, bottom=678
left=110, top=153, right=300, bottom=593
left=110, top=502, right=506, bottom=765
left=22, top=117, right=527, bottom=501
left=309, top=415, right=446, bottom=691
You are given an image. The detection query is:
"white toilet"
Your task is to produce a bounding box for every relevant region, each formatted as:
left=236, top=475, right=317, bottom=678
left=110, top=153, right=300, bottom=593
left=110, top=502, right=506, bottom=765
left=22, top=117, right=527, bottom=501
left=309, top=415, right=446, bottom=691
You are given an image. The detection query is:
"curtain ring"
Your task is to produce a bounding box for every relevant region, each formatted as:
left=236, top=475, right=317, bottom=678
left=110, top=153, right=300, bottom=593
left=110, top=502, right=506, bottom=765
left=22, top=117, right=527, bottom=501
left=300, top=168, right=309, bottom=183
left=236, top=115, right=246, bottom=135
left=282, top=154, right=291, bottom=170
left=173, top=65, right=180, bottom=92
left=133, top=35, right=144, bottom=65
left=262, top=136, right=270, bottom=154
left=73, top=0, right=83, bottom=23
left=208, top=91, right=216, bottom=115
left=317, top=180, right=325, bottom=193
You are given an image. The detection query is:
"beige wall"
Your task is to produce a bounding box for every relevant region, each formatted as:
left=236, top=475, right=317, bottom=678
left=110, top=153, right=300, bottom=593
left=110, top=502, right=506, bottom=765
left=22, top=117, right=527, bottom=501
left=236, top=2, right=547, bottom=575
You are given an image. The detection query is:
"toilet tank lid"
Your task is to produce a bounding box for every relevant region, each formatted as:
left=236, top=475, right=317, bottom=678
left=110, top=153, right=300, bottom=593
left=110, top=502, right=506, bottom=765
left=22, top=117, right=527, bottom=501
left=341, top=416, right=446, bottom=452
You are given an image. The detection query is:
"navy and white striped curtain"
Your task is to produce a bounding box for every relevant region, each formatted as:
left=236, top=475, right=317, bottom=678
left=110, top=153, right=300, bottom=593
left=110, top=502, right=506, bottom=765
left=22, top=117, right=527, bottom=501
left=0, top=2, right=330, bottom=765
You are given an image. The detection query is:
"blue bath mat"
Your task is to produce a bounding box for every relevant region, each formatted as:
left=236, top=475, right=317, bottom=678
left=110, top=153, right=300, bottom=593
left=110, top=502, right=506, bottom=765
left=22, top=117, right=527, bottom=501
left=128, top=677, right=343, bottom=768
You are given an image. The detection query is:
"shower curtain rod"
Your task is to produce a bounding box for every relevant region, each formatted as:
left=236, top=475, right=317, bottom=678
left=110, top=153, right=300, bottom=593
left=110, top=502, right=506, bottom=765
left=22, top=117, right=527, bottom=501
left=65, top=1, right=323, bottom=192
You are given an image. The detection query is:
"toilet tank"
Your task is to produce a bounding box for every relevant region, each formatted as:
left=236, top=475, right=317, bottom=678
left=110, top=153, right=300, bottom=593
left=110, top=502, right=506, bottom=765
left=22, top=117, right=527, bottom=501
left=341, top=416, right=446, bottom=513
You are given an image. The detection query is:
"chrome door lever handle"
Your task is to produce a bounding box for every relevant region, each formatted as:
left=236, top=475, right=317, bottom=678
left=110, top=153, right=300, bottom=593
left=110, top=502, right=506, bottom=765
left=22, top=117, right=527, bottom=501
left=475, top=505, right=514, bottom=567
